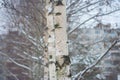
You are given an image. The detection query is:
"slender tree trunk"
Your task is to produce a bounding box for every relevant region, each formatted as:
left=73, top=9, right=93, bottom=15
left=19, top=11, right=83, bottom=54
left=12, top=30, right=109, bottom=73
left=44, top=0, right=70, bottom=80
left=54, top=0, right=70, bottom=80
left=44, top=0, right=57, bottom=80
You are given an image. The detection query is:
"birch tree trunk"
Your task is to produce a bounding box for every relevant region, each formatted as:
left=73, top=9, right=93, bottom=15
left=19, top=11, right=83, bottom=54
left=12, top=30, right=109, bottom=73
left=54, top=0, right=70, bottom=80
left=45, top=0, right=70, bottom=80
left=44, top=0, right=56, bottom=80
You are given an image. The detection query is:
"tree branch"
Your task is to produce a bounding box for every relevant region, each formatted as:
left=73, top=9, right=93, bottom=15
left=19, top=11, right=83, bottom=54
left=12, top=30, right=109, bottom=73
left=73, top=40, right=118, bottom=80
left=68, top=9, right=120, bottom=35
left=0, top=52, right=33, bottom=72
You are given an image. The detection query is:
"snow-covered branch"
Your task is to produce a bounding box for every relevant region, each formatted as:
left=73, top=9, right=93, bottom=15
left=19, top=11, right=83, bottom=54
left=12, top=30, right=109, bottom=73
left=68, top=8, right=120, bottom=35
left=73, top=40, right=118, bottom=80
left=0, top=52, right=32, bottom=72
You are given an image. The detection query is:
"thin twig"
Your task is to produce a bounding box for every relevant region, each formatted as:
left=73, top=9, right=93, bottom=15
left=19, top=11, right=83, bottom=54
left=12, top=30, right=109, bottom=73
left=0, top=52, right=32, bottom=72
left=68, top=9, right=120, bottom=35
left=73, top=40, right=118, bottom=80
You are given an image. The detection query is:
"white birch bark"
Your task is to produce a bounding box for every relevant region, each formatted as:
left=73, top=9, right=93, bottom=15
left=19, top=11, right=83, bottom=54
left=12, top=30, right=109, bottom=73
left=45, top=0, right=70, bottom=80
left=44, top=0, right=56, bottom=80
left=54, top=0, right=70, bottom=80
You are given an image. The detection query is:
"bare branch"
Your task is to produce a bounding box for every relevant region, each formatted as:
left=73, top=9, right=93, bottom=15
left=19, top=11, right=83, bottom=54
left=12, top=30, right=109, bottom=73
left=8, top=70, right=19, bottom=80
left=73, top=40, right=118, bottom=80
left=0, top=52, right=32, bottom=72
left=68, top=9, right=120, bottom=35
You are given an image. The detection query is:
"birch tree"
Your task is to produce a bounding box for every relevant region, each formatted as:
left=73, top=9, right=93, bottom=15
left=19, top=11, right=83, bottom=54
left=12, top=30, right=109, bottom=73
left=45, top=0, right=70, bottom=80
left=1, top=0, right=120, bottom=80
left=0, top=0, right=46, bottom=80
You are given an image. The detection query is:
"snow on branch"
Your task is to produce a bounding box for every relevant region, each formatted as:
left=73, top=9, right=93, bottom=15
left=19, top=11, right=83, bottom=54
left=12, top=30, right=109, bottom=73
left=0, top=52, right=33, bottom=72
left=73, top=40, right=118, bottom=80
left=68, top=8, right=120, bottom=35
left=21, top=29, right=45, bottom=50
